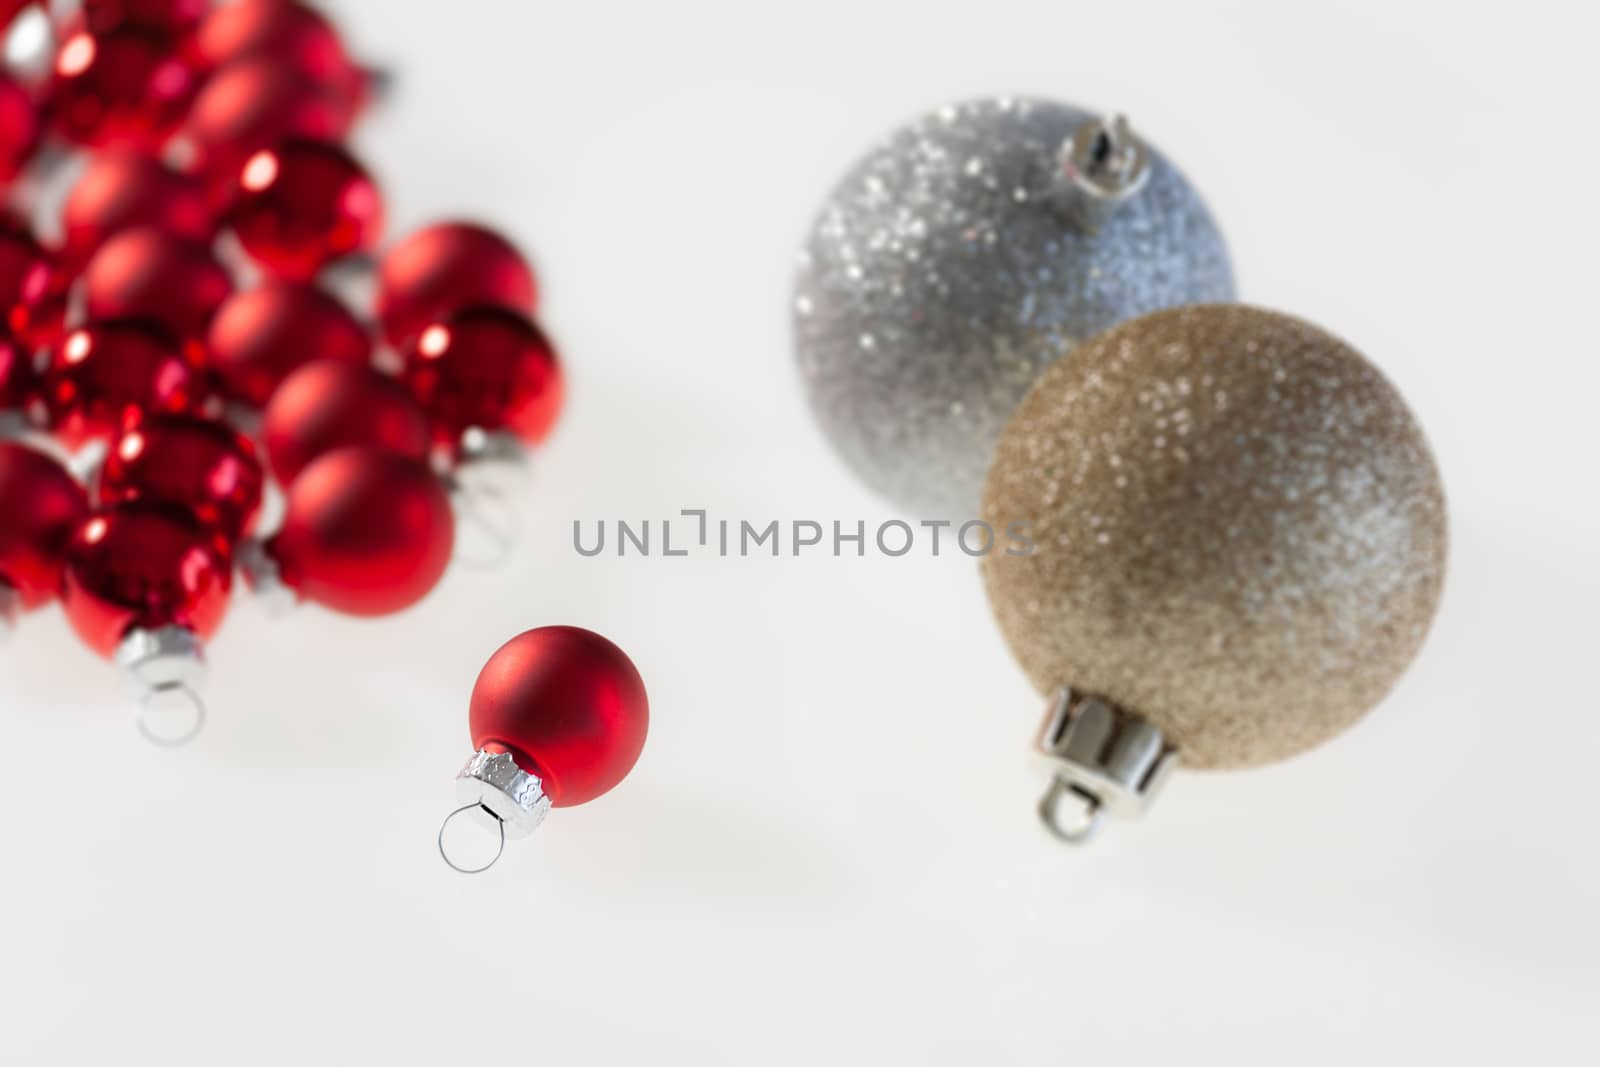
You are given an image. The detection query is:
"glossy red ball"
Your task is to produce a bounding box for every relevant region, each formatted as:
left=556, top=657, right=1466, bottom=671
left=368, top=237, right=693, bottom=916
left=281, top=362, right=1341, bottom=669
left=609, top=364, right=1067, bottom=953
left=376, top=222, right=537, bottom=347
left=262, top=361, right=430, bottom=484
left=469, top=626, right=648, bottom=807
left=229, top=139, right=383, bottom=280
left=100, top=415, right=264, bottom=541
left=270, top=446, right=453, bottom=617
left=43, top=320, right=209, bottom=447
left=47, top=25, right=198, bottom=150
left=401, top=307, right=563, bottom=447
left=62, top=501, right=232, bottom=657
left=0, top=442, right=90, bottom=609
left=82, top=226, right=233, bottom=344
left=208, top=281, right=370, bottom=407
left=195, top=0, right=362, bottom=106
left=60, top=151, right=214, bottom=269
left=0, top=71, right=39, bottom=185
left=179, top=57, right=353, bottom=189
left=0, top=219, right=66, bottom=348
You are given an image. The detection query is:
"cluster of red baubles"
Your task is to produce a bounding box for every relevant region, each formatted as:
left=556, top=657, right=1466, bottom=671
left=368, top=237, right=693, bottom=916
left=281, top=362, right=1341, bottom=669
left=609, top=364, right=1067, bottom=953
left=0, top=0, right=562, bottom=658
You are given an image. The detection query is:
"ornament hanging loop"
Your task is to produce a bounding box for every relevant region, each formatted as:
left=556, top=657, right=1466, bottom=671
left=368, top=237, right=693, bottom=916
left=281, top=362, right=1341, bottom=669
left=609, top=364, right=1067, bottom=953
left=134, top=684, right=207, bottom=748
left=1056, top=114, right=1151, bottom=233
left=1038, top=777, right=1104, bottom=844
left=437, top=803, right=507, bottom=875
left=115, top=626, right=209, bottom=747
left=1030, top=689, right=1177, bottom=845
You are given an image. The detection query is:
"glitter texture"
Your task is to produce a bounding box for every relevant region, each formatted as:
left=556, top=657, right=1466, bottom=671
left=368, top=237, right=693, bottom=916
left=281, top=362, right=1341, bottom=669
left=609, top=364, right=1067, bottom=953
left=981, top=305, right=1447, bottom=769
left=793, top=97, right=1234, bottom=517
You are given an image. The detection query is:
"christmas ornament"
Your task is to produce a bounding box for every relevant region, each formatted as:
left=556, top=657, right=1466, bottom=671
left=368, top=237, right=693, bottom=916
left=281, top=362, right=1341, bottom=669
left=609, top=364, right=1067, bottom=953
left=0, top=441, right=90, bottom=637
left=81, top=225, right=233, bottom=346
left=80, top=0, right=208, bottom=36
left=261, top=360, right=430, bottom=484
left=43, top=319, right=210, bottom=447
left=376, top=221, right=537, bottom=347
left=979, top=304, right=1447, bottom=842
left=46, top=24, right=198, bottom=150
left=0, top=69, right=39, bottom=185
left=177, top=56, right=353, bottom=186
left=793, top=97, right=1235, bottom=517
left=0, top=216, right=66, bottom=347
left=240, top=446, right=453, bottom=617
left=99, top=414, right=264, bottom=541
left=228, top=137, right=382, bottom=279
left=61, top=499, right=232, bottom=744
left=195, top=0, right=364, bottom=109
left=60, top=149, right=214, bottom=268
left=207, top=280, right=370, bottom=407
left=438, top=626, right=649, bottom=874
left=401, top=305, right=562, bottom=449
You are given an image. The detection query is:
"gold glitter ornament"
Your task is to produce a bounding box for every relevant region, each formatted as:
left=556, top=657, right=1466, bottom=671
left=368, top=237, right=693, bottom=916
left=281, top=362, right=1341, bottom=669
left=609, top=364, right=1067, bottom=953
left=980, top=304, right=1447, bottom=841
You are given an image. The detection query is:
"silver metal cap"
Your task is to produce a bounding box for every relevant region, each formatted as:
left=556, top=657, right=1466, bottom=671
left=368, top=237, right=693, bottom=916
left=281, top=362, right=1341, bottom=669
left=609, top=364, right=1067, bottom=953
left=443, top=427, right=529, bottom=570
left=1031, top=688, right=1177, bottom=844
left=454, top=748, right=552, bottom=838
left=114, top=625, right=208, bottom=747
left=236, top=538, right=300, bottom=618
left=1055, top=114, right=1152, bottom=233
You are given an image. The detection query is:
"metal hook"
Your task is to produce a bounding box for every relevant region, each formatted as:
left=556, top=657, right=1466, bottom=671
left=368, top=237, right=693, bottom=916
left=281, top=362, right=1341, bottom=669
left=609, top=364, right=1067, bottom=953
left=437, top=803, right=507, bottom=875
left=135, top=684, right=206, bottom=748
left=1037, top=777, right=1104, bottom=845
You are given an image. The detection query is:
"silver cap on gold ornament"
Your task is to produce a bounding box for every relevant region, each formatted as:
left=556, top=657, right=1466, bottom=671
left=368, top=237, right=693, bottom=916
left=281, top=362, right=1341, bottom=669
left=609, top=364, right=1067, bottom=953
left=114, top=625, right=208, bottom=747
left=1031, top=690, right=1177, bottom=843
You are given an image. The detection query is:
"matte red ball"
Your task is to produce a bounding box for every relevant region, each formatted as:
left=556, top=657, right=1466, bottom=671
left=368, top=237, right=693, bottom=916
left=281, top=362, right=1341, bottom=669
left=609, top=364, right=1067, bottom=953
left=0, top=442, right=90, bottom=609
left=47, top=26, right=198, bottom=150
left=229, top=139, right=383, bottom=280
left=43, top=320, right=209, bottom=447
left=61, top=151, right=213, bottom=269
left=82, top=226, right=233, bottom=344
left=376, top=222, right=537, bottom=347
left=469, top=626, right=648, bottom=807
left=179, top=57, right=353, bottom=189
left=262, top=361, right=430, bottom=484
left=0, top=328, right=36, bottom=411
left=62, top=501, right=231, bottom=657
left=0, top=218, right=66, bottom=348
left=269, top=446, right=453, bottom=617
left=100, top=414, right=264, bottom=541
left=208, top=281, right=371, bottom=407
left=0, top=71, right=39, bottom=185
left=401, top=307, right=562, bottom=446
left=195, top=0, right=362, bottom=105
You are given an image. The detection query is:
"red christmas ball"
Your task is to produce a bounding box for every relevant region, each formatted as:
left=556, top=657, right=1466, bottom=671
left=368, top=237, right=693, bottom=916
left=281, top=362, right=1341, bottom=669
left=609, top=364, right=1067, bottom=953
left=269, top=446, right=453, bottom=617
left=208, top=280, right=370, bottom=407
left=0, top=442, right=90, bottom=609
left=61, top=500, right=232, bottom=657
left=402, top=307, right=563, bottom=447
left=195, top=0, right=362, bottom=106
left=262, top=361, right=430, bottom=484
left=376, top=222, right=537, bottom=347
left=229, top=138, right=383, bottom=280
left=0, top=218, right=66, bottom=348
left=43, top=320, right=209, bottom=447
left=179, top=56, right=353, bottom=189
left=0, top=71, right=39, bottom=186
left=82, top=226, right=233, bottom=345
left=100, top=414, right=264, bottom=541
left=60, top=150, right=214, bottom=269
left=47, top=25, right=198, bottom=150
left=0, top=328, right=37, bottom=412
left=469, top=626, right=649, bottom=807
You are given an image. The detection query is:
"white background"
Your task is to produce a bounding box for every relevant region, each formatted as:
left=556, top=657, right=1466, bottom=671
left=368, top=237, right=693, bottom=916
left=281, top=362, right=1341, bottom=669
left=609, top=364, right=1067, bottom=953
left=3, top=0, right=1596, bottom=1063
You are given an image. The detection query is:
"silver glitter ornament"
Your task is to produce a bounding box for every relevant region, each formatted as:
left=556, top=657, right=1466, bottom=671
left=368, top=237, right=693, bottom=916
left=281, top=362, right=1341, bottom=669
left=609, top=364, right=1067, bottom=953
left=793, top=97, right=1234, bottom=517
left=980, top=304, right=1448, bottom=842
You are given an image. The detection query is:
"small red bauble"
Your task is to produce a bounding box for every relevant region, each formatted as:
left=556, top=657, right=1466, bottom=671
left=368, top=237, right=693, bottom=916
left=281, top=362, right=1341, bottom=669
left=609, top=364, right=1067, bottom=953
left=262, top=361, right=430, bottom=484
left=208, top=281, right=371, bottom=407
left=100, top=414, right=264, bottom=541
left=61, top=500, right=232, bottom=658
left=43, top=320, right=209, bottom=447
left=402, top=306, right=563, bottom=447
left=229, top=138, right=383, bottom=280
left=267, top=446, right=453, bottom=617
left=0, top=441, right=91, bottom=610
left=469, top=626, right=649, bottom=807
left=179, top=57, right=353, bottom=189
left=195, top=0, right=363, bottom=106
left=0, top=218, right=66, bottom=348
left=0, top=71, right=39, bottom=185
left=60, top=150, right=214, bottom=268
left=47, top=25, right=198, bottom=150
left=82, top=226, right=233, bottom=345
left=376, top=222, right=538, bottom=346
